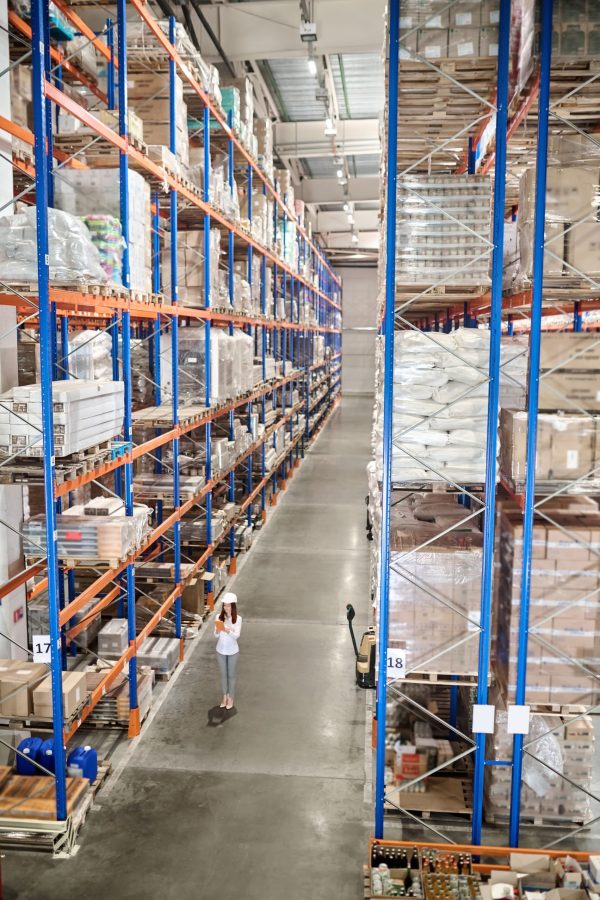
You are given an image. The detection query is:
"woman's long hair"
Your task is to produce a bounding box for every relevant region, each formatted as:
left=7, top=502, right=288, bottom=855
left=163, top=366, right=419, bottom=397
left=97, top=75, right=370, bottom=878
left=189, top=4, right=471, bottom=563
left=219, top=602, right=237, bottom=624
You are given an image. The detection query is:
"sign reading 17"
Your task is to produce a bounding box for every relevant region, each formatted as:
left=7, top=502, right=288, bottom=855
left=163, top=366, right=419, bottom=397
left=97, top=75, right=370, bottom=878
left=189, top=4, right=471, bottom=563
left=32, top=634, right=52, bottom=664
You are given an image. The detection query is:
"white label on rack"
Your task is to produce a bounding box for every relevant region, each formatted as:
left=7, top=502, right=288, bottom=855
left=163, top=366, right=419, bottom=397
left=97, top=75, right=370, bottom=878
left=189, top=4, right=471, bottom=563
left=566, top=449, right=579, bottom=470
left=507, top=705, right=530, bottom=735
left=490, top=10, right=500, bottom=24
left=456, top=12, right=472, bottom=25
left=386, top=648, right=406, bottom=681
left=427, top=15, right=443, bottom=26
left=425, top=46, right=442, bottom=58
left=472, top=704, right=495, bottom=734
left=458, top=42, right=475, bottom=56
left=32, top=634, right=52, bottom=664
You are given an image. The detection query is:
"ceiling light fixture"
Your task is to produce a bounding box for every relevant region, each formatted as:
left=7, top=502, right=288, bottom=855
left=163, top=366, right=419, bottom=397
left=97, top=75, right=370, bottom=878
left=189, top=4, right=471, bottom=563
left=307, top=56, right=317, bottom=76
left=324, top=117, right=337, bottom=136
left=351, top=232, right=359, bottom=244
left=343, top=202, right=349, bottom=212
left=336, top=168, right=343, bottom=178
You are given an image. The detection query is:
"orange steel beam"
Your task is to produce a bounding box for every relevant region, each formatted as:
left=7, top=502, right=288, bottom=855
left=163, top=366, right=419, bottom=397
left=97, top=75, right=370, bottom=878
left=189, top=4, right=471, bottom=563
left=0, top=563, right=46, bottom=601
left=0, top=115, right=87, bottom=169
left=481, top=70, right=541, bottom=176
left=51, top=0, right=115, bottom=66
left=66, top=585, right=121, bottom=641
left=8, top=10, right=108, bottom=104
left=368, top=838, right=590, bottom=863
left=127, top=0, right=340, bottom=293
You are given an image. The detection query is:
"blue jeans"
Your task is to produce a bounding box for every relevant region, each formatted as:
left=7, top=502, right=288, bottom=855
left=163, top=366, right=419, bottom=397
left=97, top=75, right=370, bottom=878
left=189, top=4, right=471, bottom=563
left=217, top=651, right=239, bottom=697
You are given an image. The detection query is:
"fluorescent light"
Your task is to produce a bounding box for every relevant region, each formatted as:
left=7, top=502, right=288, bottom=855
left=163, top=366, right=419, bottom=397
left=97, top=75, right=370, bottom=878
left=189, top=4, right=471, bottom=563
left=346, top=213, right=353, bottom=223
left=324, top=117, right=337, bottom=136
left=343, top=203, right=349, bottom=212
left=336, top=168, right=343, bottom=178
left=307, top=57, right=317, bottom=76
left=351, top=232, right=359, bottom=243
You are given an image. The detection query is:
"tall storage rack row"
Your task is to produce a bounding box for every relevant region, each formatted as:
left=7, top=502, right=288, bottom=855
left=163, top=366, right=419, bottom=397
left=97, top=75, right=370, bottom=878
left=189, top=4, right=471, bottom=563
left=0, top=0, right=341, bottom=842
left=373, top=0, right=600, bottom=854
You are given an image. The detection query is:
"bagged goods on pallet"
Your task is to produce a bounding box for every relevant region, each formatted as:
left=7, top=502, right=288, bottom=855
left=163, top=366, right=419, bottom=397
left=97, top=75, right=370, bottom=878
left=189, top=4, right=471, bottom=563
left=499, top=334, right=528, bottom=410
left=0, top=380, right=124, bottom=458
left=68, top=330, right=113, bottom=382
left=55, top=168, right=152, bottom=293
left=495, top=507, right=600, bottom=707
left=379, top=328, right=495, bottom=484
left=395, top=175, right=492, bottom=286
left=0, top=208, right=106, bottom=284
left=161, top=227, right=221, bottom=307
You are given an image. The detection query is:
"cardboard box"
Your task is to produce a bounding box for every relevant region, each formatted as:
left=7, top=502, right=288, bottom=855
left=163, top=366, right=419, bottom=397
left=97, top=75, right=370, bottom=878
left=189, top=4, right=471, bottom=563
left=449, top=27, right=480, bottom=57
left=0, top=662, right=47, bottom=717
left=539, top=371, right=600, bottom=412
left=540, top=333, right=600, bottom=372
left=33, top=670, right=88, bottom=719
left=450, top=2, right=482, bottom=26
left=181, top=577, right=205, bottom=615
left=479, top=25, right=499, bottom=56
left=568, top=221, right=600, bottom=278
left=417, top=29, right=448, bottom=58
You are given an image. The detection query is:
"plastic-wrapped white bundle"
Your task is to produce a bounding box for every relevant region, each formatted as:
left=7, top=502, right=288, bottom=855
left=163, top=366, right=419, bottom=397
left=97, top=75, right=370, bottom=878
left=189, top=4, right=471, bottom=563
left=0, top=207, right=106, bottom=283
left=391, top=328, right=496, bottom=483
left=69, top=331, right=113, bottom=381
left=500, top=334, right=528, bottom=410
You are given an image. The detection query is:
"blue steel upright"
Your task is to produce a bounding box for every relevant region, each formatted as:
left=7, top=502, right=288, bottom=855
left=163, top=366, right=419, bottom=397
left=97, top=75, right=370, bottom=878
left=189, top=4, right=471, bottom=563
left=31, top=0, right=67, bottom=818
left=203, top=105, right=214, bottom=606
left=117, top=0, right=139, bottom=736
left=509, top=0, right=554, bottom=848
left=374, top=0, right=400, bottom=840
left=471, top=0, right=512, bottom=847
left=168, top=16, right=182, bottom=644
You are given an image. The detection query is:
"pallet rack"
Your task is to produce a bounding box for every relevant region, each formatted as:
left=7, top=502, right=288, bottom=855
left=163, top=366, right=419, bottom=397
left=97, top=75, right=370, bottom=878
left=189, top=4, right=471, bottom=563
left=0, top=0, right=341, bottom=833
left=375, top=0, right=600, bottom=853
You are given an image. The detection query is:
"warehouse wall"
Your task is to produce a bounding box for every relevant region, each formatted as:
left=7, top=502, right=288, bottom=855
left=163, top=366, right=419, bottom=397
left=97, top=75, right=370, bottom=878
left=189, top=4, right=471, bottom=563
left=339, top=266, right=377, bottom=396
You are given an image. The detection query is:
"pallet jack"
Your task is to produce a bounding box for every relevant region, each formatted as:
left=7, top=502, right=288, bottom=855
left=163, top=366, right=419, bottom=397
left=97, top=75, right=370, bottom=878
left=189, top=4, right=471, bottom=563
left=346, top=604, right=376, bottom=689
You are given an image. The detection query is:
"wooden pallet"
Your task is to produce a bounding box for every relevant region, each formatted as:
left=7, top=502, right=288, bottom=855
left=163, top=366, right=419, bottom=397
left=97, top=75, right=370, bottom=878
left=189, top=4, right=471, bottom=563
left=0, top=774, right=89, bottom=820
left=485, top=810, right=589, bottom=829
left=385, top=775, right=472, bottom=818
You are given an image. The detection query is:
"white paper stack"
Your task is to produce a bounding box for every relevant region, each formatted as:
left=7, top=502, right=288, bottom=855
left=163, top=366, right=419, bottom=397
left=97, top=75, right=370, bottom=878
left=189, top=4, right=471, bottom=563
left=0, top=380, right=124, bottom=457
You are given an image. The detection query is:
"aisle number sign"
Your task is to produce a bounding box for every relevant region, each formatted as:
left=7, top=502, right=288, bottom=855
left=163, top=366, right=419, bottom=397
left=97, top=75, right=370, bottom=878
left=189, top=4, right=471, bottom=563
left=32, top=634, right=52, bottom=664
left=387, top=648, right=406, bottom=681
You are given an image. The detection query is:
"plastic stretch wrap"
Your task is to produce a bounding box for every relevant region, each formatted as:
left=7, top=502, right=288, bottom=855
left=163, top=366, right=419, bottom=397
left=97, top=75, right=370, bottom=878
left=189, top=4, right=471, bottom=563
left=160, top=328, right=206, bottom=407
left=162, top=227, right=220, bottom=307
left=68, top=331, right=113, bottom=381
left=231, top=330, right=254, bottom=396
left=378, top=328, right=496, bottom=483
left=80, top=216, right=123, bottom=285
left=396, top=175, right=492, bottom=285
left=0, top=208, right=106, bottom=283
left=210, top=329, right=235, bottom=403
left=384, top=499, right=483, bottom=676
left=500, top=335, right=528, bottom=410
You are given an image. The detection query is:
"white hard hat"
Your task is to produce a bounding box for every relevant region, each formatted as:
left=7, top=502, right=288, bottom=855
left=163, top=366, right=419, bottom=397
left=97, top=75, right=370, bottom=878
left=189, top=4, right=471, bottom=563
left=222, top=592, right=238, bottom=605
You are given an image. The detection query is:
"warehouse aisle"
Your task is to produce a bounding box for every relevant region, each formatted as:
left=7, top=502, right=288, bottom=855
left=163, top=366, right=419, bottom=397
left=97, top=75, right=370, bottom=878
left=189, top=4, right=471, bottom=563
left=6, top=397, right=372, bottom=900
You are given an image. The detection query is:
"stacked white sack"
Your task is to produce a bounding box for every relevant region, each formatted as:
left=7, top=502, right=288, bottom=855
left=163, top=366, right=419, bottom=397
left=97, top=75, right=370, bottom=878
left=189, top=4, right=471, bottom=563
left=390, top=328, right=497, bottom=484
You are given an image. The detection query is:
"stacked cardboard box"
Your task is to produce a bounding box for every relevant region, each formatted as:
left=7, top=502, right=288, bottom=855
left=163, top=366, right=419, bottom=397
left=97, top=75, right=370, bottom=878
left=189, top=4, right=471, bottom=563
left=256, top=118, right=274, bottom=183
left=387, top=494, right=483, bottom=677
left=400, top=0, right=534, bottom=95
left=223, top=76, right=256, bottom=155
left=33, top=670, right=88, bottom=719
left=495, top=505, right=600, bottom=707
left=500, top=409, right=600, bottom=487
left=161, top=227, right=221, bottom=307
left=486, top=705, right=595, bottom=824
left=538, top=332, right=600, bottom=413
left=127, top=71, right=188, bottom=169
left=9, top=65, right=33, bottom=133
left=0, top=661, right=47, bottom=717
left=518, top=166, right=600, bottom=284
left=552, top=0, right=600, bottom=57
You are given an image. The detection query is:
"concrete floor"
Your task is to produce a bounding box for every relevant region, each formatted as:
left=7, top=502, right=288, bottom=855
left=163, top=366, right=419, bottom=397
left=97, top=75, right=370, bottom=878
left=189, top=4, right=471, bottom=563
left=5, top=397, right=373, bottom=900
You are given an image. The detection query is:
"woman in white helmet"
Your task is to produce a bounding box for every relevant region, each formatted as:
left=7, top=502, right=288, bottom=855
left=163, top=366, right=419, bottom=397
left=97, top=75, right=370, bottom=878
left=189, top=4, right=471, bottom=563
left=214, top=591, right=242, bottom=709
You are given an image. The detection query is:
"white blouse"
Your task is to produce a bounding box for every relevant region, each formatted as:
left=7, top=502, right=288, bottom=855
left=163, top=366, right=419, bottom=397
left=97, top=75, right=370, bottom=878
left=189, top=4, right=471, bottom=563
left=214, top=615, right=242, bottom=655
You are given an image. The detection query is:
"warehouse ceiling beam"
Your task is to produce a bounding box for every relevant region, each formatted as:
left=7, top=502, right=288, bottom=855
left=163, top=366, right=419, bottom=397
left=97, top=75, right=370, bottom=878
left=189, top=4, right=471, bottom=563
left=187, top=0, right=236, bottom=77
left=296, top=175, right=378, bottom=205
left=190, top=0, right=386, bottom=62
left=314, top=209, right=378, bottom=232
left=274, top=119, right=379, bottom=159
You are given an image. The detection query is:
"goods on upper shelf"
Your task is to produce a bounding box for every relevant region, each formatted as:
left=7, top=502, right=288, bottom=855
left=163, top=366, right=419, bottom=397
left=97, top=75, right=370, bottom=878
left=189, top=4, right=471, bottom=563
left=398, top=0, right=534, bottom=98
left=55, top=169, right=152, bottom=293
left=0, top=208, right=106, bottom=284
left=517, top=165, right=600, bottom=284
left=376, top=328, right=494, bottom=484
left=161, top=227, right=221, bottom=307
left=0, top=380, right=124, bottom=458
left=23, top=499, right=152, bottom=562
left=395, top=175, right=492, bottom=287
left=495, top=500, right=600, bottom=707
left=385, top=492, right=483, bottom=678
left=128, top=72, right=188, bottom=169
